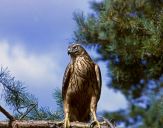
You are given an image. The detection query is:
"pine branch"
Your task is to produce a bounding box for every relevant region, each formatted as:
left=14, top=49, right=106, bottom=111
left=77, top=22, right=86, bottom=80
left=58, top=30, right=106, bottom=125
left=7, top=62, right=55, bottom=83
left=19, top=103, right=37, bottom=120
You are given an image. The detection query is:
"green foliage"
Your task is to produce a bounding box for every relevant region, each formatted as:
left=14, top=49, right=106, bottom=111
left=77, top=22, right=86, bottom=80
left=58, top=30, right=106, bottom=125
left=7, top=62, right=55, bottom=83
left=0, top=67, right=63, bottom=120
left=0, top=67, right=36, bottom=113
left=140, top=96, right=163, bottom=128
left=73, top=0, right=163, bottom=127
left=21, top=107, right=62, bottom=120
left=53, top=88, right=64, bottom=119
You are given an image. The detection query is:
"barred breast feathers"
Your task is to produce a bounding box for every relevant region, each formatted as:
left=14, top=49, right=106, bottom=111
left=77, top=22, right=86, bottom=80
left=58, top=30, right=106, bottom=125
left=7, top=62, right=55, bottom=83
left=73, top=55, right=94, bottom=79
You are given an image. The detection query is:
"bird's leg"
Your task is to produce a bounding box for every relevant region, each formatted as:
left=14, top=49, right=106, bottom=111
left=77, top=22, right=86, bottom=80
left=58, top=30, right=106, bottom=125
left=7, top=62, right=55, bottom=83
left=64, top=112, right=70, bottom=128
left=90, top=110, right=101, bottom=128
left=90, top=97, right=101, bottom=128
left=64, top=102, right=70, bottom=128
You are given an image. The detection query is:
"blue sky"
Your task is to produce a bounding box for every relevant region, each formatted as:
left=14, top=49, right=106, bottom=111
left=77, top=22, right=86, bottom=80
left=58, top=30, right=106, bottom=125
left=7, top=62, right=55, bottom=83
left=0, top=0, right=127, bottom=120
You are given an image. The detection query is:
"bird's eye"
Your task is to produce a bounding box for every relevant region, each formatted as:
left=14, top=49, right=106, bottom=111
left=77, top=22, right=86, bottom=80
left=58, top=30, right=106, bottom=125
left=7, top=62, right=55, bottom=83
left=74, top=46, right=78, bottom=50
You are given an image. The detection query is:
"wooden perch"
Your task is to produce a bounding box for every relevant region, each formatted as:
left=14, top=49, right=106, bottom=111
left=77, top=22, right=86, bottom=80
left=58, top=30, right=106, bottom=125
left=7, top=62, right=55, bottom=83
left=0, top=120, right=115, bottom=128
left=0, top=105, right=115, bottom=128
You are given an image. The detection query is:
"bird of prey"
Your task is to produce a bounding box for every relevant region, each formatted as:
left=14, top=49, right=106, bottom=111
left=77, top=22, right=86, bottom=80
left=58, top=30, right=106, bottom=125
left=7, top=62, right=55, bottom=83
left=62, top=43, right=102, bottom=128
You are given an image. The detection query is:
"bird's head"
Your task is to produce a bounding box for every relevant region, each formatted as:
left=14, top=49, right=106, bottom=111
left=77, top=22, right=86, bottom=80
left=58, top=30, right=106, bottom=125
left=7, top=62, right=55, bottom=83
left=67, top=43, right=87, bottom=57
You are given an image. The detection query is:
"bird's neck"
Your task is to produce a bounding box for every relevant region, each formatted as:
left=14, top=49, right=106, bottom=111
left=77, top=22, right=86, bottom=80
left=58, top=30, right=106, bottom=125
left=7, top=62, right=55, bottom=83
left=70, top=55, right=93, bottom=65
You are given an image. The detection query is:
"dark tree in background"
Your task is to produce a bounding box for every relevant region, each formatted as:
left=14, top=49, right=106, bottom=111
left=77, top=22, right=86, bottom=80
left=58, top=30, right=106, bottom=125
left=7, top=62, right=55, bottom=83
left=73, top=0, right=163, bottom=127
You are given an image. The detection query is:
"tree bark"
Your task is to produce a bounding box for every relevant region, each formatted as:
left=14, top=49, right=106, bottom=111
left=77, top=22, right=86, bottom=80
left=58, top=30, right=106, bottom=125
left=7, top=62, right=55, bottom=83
left=0, top=120, right=114, bottom=128
left=0, top=105, right=15, bottom=121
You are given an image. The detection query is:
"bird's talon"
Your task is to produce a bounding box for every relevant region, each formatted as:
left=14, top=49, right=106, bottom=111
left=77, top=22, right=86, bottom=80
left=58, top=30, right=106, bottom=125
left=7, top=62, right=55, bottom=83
left=90, top=121, right=96, bottom=128
left=90, top=120, right=101, bottom=128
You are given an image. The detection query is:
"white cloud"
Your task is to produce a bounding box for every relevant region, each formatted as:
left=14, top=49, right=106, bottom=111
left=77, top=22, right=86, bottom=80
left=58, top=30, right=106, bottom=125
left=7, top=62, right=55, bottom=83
left=0, top=41, right=65, bottom=111
left=97, top=61, right=128, bottom=112
left=98, top=85, right=128, bottom=111
left=0, top=40, right=63, bottom=88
